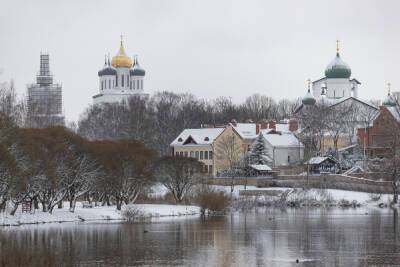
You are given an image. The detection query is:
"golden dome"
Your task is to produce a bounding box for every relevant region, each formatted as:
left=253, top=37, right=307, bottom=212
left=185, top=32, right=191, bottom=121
left=111, top=39, right=132, bottom=68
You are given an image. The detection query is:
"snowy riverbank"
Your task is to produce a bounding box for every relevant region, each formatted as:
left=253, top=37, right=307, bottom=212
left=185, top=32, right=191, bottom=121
left=0, top=203, right=200, bottom=226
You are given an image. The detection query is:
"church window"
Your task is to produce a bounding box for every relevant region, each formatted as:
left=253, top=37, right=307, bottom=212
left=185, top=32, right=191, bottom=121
left=141, top=80, right=143, bottom=89
left=127, top=75, right=129, bottom=87
left=121, top=75, right=124, bottom=87
left=109, top=80, right=111, bottom=89
left=288, top=156, right=290, bottom=163
left=133, top=80, right=136, bottom=89
left=130, top=81, right=132, bottom=89
left=116, top=75, right=118, bottom=87
left=137, top=80, right=139, bottom=89
left=101, top=81, right=103, bottom=90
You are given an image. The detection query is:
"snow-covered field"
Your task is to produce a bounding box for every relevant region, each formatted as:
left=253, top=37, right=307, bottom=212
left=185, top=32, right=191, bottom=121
left=211, top=185, right=394, bottom=206
left=0, top=203, right=200, bottom=226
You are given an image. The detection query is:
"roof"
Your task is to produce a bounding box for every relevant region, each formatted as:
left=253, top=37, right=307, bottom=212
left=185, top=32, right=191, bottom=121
left=306, top=156, right=338, bottom=165
left=171, top=128, right=224, bottom=146
left=386, top=106, right=400, bottom=122
left=233, top=123, right=257, bottom=139
left=249, top=164, right=272, bottom=171
left=261, top=130, right=303, bottom=147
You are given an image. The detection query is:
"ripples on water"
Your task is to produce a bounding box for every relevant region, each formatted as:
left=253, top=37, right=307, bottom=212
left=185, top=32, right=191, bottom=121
left=1, top=208, right=400, bottom=267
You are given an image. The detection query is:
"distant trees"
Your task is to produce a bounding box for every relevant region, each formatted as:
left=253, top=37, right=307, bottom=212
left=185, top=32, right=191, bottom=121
left=154, top=156, right=203, bottom=203
left=78, top=91, right=298, bottom=155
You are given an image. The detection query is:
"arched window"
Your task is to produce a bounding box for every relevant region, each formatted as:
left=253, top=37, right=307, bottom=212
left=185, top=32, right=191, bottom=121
left=137, top=80, right=139, bottom=89
left=109, top=80, right=111, bottom=89
left=116, top=75, right=118, bottom=87
left=121, top=75, right=124, bottom=87
left=127, top=75, right=129, bottom=87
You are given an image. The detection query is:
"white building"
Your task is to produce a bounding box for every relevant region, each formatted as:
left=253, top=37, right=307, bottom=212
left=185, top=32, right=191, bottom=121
left=261, top=129, right=304, bottom=167
left=93, top=38, right=149, bottom=104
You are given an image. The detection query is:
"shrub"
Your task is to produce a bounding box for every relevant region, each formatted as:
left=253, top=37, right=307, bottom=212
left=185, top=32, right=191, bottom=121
left=122, top=205, right=143, bottom=221
left=194, top=186, right=230, bottom=214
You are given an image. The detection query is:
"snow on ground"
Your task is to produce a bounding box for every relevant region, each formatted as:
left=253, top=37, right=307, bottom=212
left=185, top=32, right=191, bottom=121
left=211, top=185, right=393, bottom=205
left=0, top=203, right=200, bottom=226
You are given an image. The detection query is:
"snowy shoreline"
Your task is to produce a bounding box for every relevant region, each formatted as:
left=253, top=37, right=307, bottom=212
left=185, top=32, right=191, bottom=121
left=0, top=203, right=201, bottom=227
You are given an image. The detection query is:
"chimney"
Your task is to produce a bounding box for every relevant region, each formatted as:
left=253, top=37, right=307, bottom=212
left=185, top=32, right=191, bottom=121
left=260, top=119, right=268, bottom=130
left=230, top=119, right=237, bottom=127
left=256, top=124, right=261, bottom=135
left=288, top=119, right=299, bottom=132
left=268, top=119, right=276, bottom=130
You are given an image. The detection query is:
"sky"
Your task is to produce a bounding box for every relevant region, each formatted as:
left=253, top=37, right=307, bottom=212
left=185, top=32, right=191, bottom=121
left=1, top=0, right=400, bottom=122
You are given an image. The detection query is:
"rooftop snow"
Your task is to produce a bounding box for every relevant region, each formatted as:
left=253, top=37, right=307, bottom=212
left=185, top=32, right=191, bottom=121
left=386, top=106, right=400, bottom=122
left=249, top=164, right=272, bottom=171
left=261, top=130, right=303, bottom=147
left=171, top=128, right=224, bottom=146
left=233, top=123, right=257, bottom=139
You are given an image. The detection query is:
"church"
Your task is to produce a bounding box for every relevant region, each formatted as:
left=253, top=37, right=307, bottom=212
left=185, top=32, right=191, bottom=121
left=295, top=42, right=380, bottom=154
left=93, top=38, right=149, bottom=104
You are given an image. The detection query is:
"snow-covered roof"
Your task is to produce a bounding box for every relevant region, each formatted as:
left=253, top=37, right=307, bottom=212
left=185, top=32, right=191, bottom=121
left=306, top=156, right=338, bottom=165
left=233, top=123, right=257, bottom=139
left=261, top=130, right=303, bottom=147
left=249, top=164, right=272, bottom=171
left=171, top=128, right=224, bottom=146
left=275, top=123, right=290, bottom=133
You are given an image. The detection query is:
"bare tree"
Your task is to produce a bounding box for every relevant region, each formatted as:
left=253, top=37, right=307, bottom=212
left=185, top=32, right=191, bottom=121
left=154, top=156, right=203, bottom=203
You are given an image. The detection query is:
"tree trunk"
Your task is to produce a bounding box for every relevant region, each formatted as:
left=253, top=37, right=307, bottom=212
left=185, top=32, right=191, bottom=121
left=10, top=203, right=19, bottom=216
left=69, top=198, right=77, bottom=213
left=41, top=201, right=47, bottom=212
left=58, top=201, right=63, bottom=209
left=33, top=197, right=39, bottom=209
left=0, top=198, right=7, bottom=213
left=116, top=198, right=122, bottom=211
left=393, top=181, right=398, bottom=204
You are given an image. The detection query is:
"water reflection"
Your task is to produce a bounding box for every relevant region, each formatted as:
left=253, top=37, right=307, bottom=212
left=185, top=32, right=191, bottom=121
left=1, top=208, right=400, bottom=266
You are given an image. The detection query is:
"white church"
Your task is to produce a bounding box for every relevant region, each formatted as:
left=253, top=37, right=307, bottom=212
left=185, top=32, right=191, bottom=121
left=93, top=38, right=149, bottom=104
left=296, top=41, right=378, bottom=114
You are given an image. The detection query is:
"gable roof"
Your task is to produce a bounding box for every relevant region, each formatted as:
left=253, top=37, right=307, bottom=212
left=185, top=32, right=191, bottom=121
left=261, top=130, right=303, bottom=147
left=232, top=123, right=258, bottom=139
left=171, top=128, right=224, bottom=146
left=306, top=156, right=338, bottom=165
left=386, top=106, right=400, bottom=122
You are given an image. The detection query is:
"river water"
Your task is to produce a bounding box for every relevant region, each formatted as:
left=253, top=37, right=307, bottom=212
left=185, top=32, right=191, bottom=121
left=1, top=208, right=400, bottom=266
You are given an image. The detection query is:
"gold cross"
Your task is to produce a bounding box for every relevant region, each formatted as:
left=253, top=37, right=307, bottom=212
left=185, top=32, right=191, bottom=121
left=336, top=40, right=340, bottom=54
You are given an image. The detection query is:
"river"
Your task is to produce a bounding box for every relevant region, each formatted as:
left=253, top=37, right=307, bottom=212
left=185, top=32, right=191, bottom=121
left=1, top=208, right=400, bottom=266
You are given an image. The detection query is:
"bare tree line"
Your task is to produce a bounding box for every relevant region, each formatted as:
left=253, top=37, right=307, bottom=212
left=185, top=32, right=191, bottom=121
left=78, top=91, right=300, bottom=155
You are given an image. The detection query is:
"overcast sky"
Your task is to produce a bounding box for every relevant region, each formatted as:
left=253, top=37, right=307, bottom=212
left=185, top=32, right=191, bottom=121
left=1, top=0, right=399, bottom=122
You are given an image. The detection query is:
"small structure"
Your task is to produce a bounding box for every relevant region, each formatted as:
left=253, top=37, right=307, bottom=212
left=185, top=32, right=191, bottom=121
left=21, top=201, right=32, bottom=213
left=306, top=156, right=339, bottom=174
left=248, top=164, right=272, bottom=177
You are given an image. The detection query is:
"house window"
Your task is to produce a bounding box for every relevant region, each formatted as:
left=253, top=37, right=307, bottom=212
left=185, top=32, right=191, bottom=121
left=195, top=151, right=199, bottom=159
left=209, top=165, right=213, bottom=174
left=200, top=151, right=204, bottom=160
left=204, top=151, right=209, bottom=160
left=179, top=151, right=183, bottom=157
left=176, top=152, right=179, bottom=156
left=184, top=151, right=188, bottom=157
left=190, top=151, right=194, bottom=158
left=209, top=151, right=213, bottom=160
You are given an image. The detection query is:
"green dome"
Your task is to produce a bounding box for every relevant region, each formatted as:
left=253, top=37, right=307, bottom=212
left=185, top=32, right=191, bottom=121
left=383, top=94, right=396, bottom=107
left=325, top=53, right=351, bottom=79
left=302, top=90, right=316, bottom=105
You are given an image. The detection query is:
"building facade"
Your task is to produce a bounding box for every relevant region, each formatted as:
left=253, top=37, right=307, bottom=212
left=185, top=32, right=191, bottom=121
left=93, top=38, right=149, bottom=104
left=26, top=54, right=64, bottom=128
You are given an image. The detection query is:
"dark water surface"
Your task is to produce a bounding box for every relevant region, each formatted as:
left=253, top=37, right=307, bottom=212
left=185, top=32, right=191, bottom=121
left=1, top=208, right=400, bottom=266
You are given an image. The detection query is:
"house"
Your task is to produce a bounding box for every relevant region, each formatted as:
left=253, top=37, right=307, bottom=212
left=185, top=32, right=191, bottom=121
left=306, top=156, right=339, bottom=174
left=170, top=119, right=302, bottom=176
left=357, top=105, right=400, bottom=158
left=170, top=125, right=246, bottom=176
left=260, top=129, right=304, bottom=167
